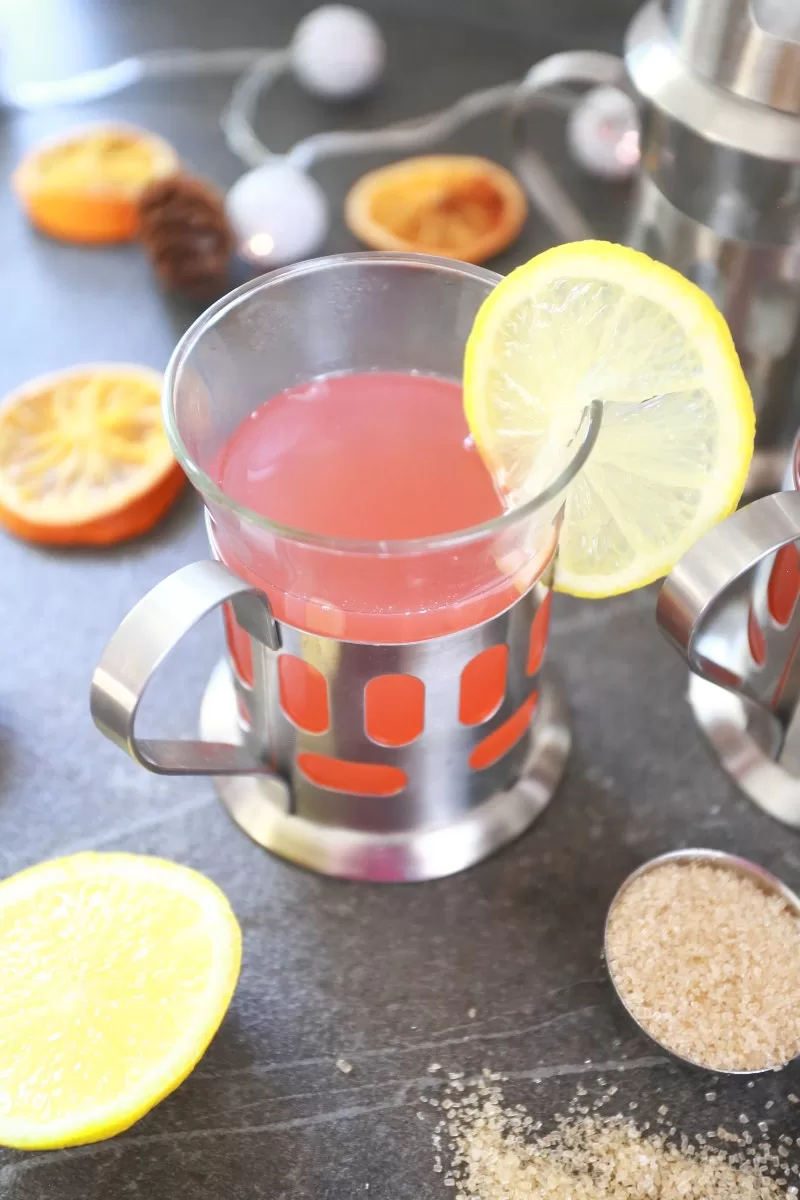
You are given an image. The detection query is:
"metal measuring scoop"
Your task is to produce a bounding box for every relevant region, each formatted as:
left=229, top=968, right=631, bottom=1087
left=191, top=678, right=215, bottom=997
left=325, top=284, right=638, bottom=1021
left=604, top=847, right=800, bottom=1075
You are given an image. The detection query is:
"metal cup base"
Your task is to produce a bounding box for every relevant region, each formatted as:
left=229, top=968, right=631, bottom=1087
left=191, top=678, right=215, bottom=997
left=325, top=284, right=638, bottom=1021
left=199, top=659, right=571, bottom=882
left=687, top=670, right=800, bottom=829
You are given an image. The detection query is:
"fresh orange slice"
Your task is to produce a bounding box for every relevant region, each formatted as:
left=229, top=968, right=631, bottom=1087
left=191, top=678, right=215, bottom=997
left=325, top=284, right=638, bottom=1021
left=13, top=123, right=179, bottom=244
left=344, top=154, right=528, bottom=263
left=0, top=364, right=185, bottom=546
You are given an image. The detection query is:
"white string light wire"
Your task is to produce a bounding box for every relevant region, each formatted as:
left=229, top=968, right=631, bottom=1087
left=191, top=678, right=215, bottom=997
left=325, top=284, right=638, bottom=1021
left=5, top=48, right=272, bottom=110
left=4, top=37, right=571, bottom=172
left=2, top=8, right=638, bottom=266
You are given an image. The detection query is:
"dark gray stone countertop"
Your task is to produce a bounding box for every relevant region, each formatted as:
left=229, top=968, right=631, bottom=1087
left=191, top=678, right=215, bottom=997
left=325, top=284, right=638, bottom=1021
left=3, top=1, right=800, bottom=1196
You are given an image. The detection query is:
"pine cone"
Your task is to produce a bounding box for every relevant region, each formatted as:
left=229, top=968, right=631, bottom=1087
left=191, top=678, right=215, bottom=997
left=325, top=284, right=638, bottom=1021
left=137, top=173, right=234, bottom=300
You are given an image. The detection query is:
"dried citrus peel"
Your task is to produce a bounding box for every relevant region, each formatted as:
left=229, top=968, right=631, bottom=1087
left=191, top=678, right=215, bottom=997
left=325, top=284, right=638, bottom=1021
left=345, top=154, right=527, bottom=263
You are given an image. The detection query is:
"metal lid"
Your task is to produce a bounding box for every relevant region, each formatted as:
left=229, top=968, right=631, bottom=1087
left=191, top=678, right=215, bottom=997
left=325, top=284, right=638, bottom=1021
left=625, top=2, right=800, bottom=161
left=661, top=0, right=800, bottom=116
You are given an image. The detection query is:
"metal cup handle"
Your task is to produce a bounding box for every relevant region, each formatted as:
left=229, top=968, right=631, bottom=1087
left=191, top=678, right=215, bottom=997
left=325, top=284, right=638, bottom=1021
left=510, top=50, right=629, bottom=243
left=656, top=492, right=800, bottom=704
left=90, top=560, right=280, bottom=775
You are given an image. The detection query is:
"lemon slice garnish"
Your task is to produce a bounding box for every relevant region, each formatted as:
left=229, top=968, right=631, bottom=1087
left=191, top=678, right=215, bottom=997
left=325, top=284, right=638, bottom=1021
left=464, top=240, right=755, bottom=597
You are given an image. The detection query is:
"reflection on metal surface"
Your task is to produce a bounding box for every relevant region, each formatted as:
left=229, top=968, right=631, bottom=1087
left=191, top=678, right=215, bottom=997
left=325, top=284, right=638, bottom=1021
left=510, top=50, right=630, bottom=244
left=510, top=0, right=800, bottom=468
left=624, top=1, right=800, bottom=461
left=658, top=490, right=800, bottom=828
left=687, top=672, right=800, bottom=828
left=627, top=175, right=800, bottom=456
left=200, top=659, right=570, bottom=883
left=662, top=0, right=800, bottom=117
left=220, top=574, right=563, bottom=860
left=90, top=559, right=280, bottom=776
left=91, top=555, right=572, bottom=882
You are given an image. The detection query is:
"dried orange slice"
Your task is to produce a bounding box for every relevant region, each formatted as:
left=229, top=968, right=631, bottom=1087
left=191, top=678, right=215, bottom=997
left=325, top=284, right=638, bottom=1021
left=0, top=364, right=185, bottom=546
left=344, top=154, right=527, bottom=263
left=13, top=123, right=179, bottom=244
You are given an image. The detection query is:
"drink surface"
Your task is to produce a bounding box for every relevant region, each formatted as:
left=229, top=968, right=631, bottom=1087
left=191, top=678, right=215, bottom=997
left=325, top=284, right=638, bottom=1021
left=213, top=370, right=552, bottom=652
left=215, top=371, right=504, bottom=543
left=212, top=370, right=552, bottom=754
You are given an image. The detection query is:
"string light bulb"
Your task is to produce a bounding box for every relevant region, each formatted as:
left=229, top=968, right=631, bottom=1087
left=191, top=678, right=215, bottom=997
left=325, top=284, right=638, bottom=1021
left=566, top=85, right=640, bottom=181
left=290, top=6, right=386, bottom=100
left=226, top=160, right=330, bottom=269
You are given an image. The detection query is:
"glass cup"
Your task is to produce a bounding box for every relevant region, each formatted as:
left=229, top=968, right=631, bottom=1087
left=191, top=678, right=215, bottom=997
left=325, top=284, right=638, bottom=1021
left=91, top=252, right=596, bottom=882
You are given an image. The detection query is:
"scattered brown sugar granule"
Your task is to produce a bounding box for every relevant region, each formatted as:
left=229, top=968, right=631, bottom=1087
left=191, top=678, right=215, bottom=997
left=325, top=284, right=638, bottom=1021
left=434, top=1077, right=787, bottom=1199
left=606, top=862, right=800, bottom=1071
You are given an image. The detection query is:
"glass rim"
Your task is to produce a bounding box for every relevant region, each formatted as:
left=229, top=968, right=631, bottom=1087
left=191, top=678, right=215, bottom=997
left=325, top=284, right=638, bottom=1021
left=163, top=250, right=595, bottom=554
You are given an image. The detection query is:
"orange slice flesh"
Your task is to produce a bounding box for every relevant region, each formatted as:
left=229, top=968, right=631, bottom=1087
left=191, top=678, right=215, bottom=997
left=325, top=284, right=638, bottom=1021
left=13, top=124, right=179, bottom=244
left=0, top=364, right=185, bottom=546
left=344, top=154, right=528, bottom=264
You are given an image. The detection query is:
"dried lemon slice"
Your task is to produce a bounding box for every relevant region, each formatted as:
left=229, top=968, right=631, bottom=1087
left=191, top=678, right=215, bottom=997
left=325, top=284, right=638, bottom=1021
left=0, top=363, right=184, bottom=546
left=13, top=122, right=179, bottom=243
left=345, top=154, right=527, bottom=263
